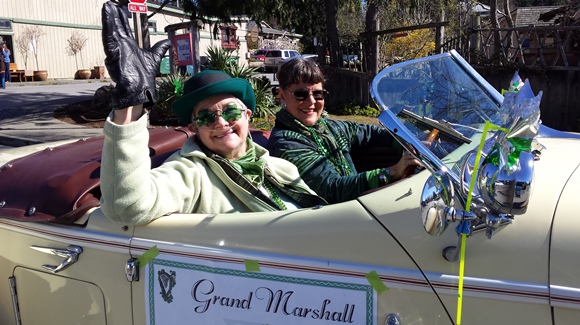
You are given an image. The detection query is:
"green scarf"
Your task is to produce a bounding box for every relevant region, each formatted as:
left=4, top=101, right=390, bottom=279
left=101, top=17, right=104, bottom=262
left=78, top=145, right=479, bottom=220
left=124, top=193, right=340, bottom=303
left=228, top=139, right=268, bottom=187
left=275, top=109, right=353, bottom=175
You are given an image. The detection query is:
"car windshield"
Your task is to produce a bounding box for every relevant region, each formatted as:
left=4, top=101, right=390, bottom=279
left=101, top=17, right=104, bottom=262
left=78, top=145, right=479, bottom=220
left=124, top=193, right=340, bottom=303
left=371, top=51, right=504, bottom=162
left=253, top=50, right=267, bottom=56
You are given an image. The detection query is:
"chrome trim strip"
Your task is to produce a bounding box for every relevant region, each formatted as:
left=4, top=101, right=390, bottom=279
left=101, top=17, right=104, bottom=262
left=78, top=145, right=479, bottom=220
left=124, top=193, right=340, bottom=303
left=550, top=285, right=580, bottom=309
left=131, top=238, right=555, bottom=307
left=0, top=219, right=131, bottom=253
left=0, top=220, right=568, bottom=308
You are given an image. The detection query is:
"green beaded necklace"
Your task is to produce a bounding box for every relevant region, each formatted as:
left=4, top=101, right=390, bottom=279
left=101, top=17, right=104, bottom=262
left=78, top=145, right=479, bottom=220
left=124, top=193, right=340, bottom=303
left=263, top=180, right=287, bottom=210
left=308, top=119, right=353, bottom=175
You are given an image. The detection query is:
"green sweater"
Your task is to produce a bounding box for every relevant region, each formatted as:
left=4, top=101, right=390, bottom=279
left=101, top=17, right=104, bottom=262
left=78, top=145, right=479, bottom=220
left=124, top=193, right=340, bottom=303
left=267, top=109, right=400, bottom=204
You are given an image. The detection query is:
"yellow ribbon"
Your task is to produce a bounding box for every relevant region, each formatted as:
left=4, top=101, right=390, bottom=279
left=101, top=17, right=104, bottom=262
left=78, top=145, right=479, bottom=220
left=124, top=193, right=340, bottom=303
left=457, top=121, right=506, bottom=324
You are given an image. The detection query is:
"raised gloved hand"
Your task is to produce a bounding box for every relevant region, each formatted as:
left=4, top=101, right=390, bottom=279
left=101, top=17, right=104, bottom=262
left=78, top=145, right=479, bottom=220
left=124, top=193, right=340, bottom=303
left=102, top=1, right=171, bottom=109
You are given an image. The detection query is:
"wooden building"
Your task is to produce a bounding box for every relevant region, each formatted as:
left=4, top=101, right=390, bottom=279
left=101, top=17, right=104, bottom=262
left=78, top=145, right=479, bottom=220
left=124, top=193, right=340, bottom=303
left=0, top=0, right=251, bottom=79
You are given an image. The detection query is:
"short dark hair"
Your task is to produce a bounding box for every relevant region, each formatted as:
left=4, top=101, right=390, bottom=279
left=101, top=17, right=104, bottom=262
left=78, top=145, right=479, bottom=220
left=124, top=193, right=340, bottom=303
left=276, top=58, right=325, bottom=89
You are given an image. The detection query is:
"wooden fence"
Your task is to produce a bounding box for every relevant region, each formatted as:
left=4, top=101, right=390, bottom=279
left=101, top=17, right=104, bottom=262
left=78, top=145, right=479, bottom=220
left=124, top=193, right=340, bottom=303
left=324, top=24, right=580, bottom=132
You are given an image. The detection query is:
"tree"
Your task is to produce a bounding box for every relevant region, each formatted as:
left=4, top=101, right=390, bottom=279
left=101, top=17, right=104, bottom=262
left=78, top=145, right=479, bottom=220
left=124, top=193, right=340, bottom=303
left=325, top=0, right=341, bottom=66
left=489, top=0, right=503, bottom=59
left=179, top=0, right=348, bottom=67
left=15, top=35, right=30, bottom=70
left=364, top=0, right=380, bottom=74
left=66, top=31, right=88, bottom=70
left=20, top=26, right=46, bottom=70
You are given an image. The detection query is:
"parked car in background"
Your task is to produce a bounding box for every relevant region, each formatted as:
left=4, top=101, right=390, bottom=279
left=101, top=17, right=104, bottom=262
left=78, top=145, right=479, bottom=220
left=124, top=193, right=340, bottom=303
left=250, top=49, right=269, bottom=63
left=264, top=49, right=300, bottom=72
left=343, top=54, right=359, bottom=63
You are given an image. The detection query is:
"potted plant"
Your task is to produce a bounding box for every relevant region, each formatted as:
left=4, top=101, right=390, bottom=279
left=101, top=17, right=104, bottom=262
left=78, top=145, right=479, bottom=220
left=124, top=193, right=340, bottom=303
left=23, top=26, right=48, bottom=81
left=66, top=31, right=91, bottom=79
left=14, top=35, right=29, bottom=70
left=93, top=57, right=106, bottom=79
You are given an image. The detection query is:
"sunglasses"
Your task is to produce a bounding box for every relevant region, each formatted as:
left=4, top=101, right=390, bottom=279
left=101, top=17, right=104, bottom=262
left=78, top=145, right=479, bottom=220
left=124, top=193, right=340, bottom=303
left=194, top=105, right=246, bottom=127
left=284, top=88, right=328, bottom=101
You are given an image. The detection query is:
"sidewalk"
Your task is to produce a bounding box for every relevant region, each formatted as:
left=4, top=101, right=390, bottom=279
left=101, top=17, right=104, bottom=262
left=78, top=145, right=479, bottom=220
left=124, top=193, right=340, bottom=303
left=0, top=79, right=110, bottom=147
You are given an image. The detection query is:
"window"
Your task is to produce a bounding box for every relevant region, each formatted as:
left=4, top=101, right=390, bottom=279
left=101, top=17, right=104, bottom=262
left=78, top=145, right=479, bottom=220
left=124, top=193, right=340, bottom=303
left=220, top=26, right=238, bottom=50
left=148, top=21, right=157, bottom=33
left=0, top=19, right=11, bottom=31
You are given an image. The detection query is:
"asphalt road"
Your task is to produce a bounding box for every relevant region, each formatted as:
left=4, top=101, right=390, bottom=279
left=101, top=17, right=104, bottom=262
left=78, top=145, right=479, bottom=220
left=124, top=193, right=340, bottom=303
left=0, top=80, right=108, bottom=147
left=0, top=73, right=278, bottom=148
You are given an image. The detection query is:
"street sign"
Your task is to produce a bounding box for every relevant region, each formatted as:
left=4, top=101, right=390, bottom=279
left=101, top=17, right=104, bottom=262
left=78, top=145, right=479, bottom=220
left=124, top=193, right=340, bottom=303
left=128, top=0, right=147, bottom=13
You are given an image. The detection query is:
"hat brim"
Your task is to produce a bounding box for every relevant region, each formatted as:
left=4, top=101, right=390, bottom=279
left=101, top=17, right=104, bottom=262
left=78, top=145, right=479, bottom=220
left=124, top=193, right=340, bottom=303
left=172, top=78, right=256, bottom=125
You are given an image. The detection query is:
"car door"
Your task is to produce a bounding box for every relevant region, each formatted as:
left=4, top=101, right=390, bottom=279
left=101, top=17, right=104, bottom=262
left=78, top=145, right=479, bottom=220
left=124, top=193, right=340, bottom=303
left=0, top=211, right=134, bottom=325
left=550, top=159, right=580, bottom=324
left=130, top=200, right=453, bottom=325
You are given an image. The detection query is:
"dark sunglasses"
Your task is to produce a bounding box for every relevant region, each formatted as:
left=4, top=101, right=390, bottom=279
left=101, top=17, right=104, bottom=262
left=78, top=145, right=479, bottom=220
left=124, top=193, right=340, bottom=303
left=194, top=105, right=246, bottom=127
left=284, top=88, right=328, bottom=101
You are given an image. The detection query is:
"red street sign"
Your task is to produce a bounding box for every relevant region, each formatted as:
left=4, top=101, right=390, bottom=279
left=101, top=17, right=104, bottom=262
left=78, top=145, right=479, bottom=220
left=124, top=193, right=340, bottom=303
left=131, top=0, right=146, bottom=3
left=128, top=3, right=147, bottom=13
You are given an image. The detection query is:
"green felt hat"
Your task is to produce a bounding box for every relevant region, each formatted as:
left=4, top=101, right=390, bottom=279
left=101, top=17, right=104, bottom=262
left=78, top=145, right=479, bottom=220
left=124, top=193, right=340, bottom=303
left=171, top=70, right=256, bottom=125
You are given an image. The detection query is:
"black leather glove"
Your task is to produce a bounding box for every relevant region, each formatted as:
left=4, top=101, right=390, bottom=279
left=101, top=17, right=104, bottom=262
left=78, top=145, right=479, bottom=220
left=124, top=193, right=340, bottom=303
left=102, top=1, right=171, bottom=109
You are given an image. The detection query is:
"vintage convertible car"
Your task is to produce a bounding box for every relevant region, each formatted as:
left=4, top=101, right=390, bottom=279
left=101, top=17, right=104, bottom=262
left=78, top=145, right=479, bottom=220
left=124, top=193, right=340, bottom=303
left=2, top=50, right=580, bottom=325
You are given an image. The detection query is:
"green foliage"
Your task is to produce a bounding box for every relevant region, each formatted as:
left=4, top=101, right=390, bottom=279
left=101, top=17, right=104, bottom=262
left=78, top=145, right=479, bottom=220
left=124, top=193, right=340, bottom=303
left=206, top=45, right=234, bottom=71
left=226, top=61, right=259, bottom=79
left=382, top=29, right=435, bottom=63
left=327, top=100, right=380, bottom=117
left=248, top=76, right=277, bottom=119
left=156, top=69, right=192, bottom=124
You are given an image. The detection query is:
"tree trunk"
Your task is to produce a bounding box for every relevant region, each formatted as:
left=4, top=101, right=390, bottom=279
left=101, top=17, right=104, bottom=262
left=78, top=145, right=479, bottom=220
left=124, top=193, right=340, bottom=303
left=503, top=0, right=514, bottom=59
left=489, top=0, right=503, bottom=60
left=140, top=13, right=151, bottom=50
left=363, top=0, right=379, bottom=74
left=325, top=0, right=341, bottom=67
left=435, top=1, right=445, bottom=54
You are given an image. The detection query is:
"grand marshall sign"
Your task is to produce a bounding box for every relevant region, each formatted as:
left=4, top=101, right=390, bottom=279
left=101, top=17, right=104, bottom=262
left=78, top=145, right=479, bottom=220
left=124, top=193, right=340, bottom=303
left=145, top=256, right=377, bottom=324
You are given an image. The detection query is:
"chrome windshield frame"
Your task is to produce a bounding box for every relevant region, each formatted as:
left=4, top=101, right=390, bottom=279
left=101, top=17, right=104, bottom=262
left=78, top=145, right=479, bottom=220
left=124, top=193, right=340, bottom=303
left=370, top=50, right=503, bottom=207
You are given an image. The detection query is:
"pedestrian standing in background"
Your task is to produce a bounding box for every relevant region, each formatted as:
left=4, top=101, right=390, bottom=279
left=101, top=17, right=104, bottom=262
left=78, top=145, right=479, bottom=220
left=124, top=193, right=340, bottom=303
left=0, top=59, right=6, bottom=89
left=1, top=43, right=11, bottom=83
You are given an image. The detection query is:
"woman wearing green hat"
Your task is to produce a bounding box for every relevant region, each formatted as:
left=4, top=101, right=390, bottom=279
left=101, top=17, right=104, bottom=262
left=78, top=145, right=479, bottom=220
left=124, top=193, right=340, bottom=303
left=99, top=2, right=325, bottom=225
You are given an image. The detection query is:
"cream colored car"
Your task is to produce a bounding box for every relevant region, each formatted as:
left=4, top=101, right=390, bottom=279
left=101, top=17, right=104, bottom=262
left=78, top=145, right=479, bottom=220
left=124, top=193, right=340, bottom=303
left=1, top=51, right=580, bottom=325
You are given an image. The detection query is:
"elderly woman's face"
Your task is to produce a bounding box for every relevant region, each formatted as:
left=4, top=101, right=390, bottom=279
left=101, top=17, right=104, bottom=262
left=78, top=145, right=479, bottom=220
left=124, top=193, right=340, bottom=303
left=279, top=82, right=325, bottom=126
left=188, top=94, right=252, bottom=160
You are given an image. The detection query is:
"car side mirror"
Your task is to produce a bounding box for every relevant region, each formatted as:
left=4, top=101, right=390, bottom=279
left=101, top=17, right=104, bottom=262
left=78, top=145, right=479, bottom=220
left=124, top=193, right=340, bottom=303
left=420, top=171, right=455, bottom=236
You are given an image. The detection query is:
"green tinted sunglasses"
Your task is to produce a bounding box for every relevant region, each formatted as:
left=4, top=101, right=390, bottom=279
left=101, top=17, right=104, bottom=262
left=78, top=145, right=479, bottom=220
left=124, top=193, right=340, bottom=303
left=194, top=105, right=246, bottom=127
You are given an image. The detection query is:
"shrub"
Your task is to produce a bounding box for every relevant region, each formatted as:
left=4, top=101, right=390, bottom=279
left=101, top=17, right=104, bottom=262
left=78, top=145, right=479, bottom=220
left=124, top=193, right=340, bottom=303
left=155, top=69, right=191, bottom=125
left=327, top=100, right=380, bottom=117
left=155, top=47, right=278, bottom=127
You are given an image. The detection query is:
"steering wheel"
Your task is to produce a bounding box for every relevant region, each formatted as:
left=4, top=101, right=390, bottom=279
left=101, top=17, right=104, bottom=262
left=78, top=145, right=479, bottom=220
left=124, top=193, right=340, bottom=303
left=360, top=128, right=441, bottom=197
left=401, top=128, right=440, bottom=177
left=426, top=129, right=440, bottom=145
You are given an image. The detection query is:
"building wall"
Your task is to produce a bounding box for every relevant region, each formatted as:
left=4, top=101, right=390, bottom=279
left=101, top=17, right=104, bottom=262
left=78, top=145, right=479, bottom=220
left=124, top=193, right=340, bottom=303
left=1, top=0, right=249, bottom=79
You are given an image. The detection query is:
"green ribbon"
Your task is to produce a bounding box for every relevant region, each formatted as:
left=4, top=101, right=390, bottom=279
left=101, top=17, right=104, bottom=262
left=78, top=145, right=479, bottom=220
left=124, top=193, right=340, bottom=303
left=173, top=79, right=183, bottom=97
left=485, top=138, right=532, bottom=168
